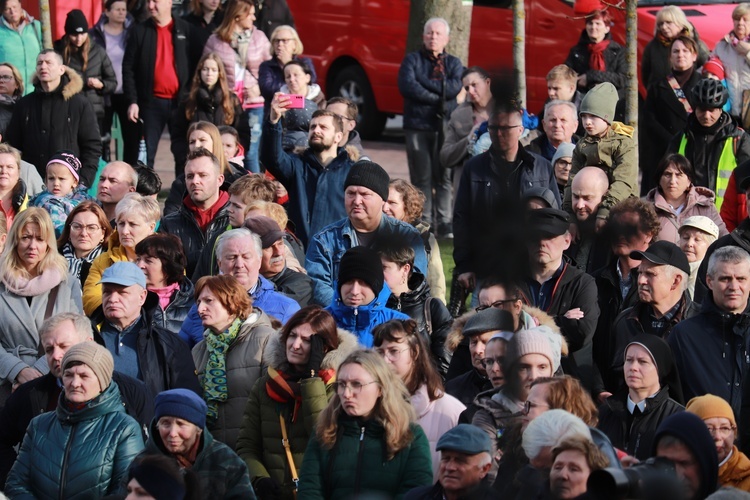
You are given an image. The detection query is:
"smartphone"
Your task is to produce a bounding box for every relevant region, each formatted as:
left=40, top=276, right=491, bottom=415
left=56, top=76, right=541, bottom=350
left=281, top=93, right=305, bottom=109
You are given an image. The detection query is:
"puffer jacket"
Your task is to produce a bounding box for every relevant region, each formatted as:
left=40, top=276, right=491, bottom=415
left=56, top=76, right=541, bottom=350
left=280, top=84, right=326, bottom=151
left=151, top=278, right=195, bottom=337
left=4, top=381, right=144, bottom=499
left=53, top=37, right=117, bottom=120
left=192, top=308, right=276, bottom=450
left=646, top=186, right=728, bottom=244
left=597, top=387, right=684, bottom=460
left=202, top=29, right=271, bottom=100
left=325, top=282, right=410, bottom=348
left=142, top=422, right=255, bottom=499
left=397, top=49, right=463, bottom=131
left=565, top=31, right=627, bottom=93
left=386, top=271, right=453, bottom=378
left=470, top=387, right=522, bottom=482
left=158, top=196, right=232, bottom=278
left=411, top=384, right=465, bottom=480
left=719, top=446, right=750, bottom=491
left=236, top=328, right=359, bottom=499
left=713, top=36, right=750, bottom=118
left=297, top=417, right=433, bottom=500
left=5, top=68, right=101, bottom=187
left=0, top=12, right=42, bottom=91
left=83, top=230, right=131, bottom=316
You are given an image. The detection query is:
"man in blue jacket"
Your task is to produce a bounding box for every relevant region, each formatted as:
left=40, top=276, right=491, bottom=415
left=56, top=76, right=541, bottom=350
left=306, top=161, right=427, bottom=306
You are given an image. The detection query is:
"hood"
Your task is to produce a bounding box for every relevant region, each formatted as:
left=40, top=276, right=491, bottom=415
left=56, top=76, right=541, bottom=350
left=263, top=327, right=360, bottom=372
left=56, top=380, right=124, bottom=423
left=721, top=447, right=750, bottom=483
left=445, top=310, right=474, bottom=352
left=611, top=121, right=634, bottom=138
left=236, top=308, right=274, bottom=341
left=32, top=67, right=84, bottom=101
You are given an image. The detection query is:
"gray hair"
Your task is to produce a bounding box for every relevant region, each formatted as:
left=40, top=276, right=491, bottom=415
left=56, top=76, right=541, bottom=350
left=663, top=265, right=690, bottom=293
left=424, top=17, right=450, bottom=35
left=115, top=193, right=161, bottom=224
left=39, top=312, right=92, bottom=342
left=215, top=228, right=262, bottom=262
left=707, top=246, right=750, bottom=279
left=544, top=100, right=578, bottom=120
left=522, top=409, right=591, bottom=461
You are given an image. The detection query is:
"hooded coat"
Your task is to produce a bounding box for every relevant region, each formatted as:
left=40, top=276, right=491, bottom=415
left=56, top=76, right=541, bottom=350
left=719, top=446, right=750, bottom=491
left=646, top=186, right=728, bottom=244
left=236, top=328, right=359, bottom=498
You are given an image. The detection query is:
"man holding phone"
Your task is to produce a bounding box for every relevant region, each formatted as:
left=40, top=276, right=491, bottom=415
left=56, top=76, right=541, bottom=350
left=261, top=92, right=354, bottom=246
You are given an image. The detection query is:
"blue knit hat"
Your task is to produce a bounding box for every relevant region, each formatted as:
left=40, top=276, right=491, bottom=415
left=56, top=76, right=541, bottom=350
left=154, top=389, right=207, bottom=429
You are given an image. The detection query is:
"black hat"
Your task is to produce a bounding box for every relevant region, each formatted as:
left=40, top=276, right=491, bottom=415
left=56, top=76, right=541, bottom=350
left=65, top=9, right=88, bottom=35
left=630, top=240, right=690, bottom=275
left=463, top=308, right=515, bottom=337
left=337, top=246, right=384, bottom=298
left=243, top=216, right=285, bottom=249
left=527, top=208, right=570, bottom=239
left=739, top=174, right=750, bottom=192
left=344, top=161, right=390, bottom=201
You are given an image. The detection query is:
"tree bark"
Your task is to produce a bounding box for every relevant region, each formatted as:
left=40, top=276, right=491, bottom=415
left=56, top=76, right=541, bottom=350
left=38, top=0, right=52, bottom=48
left=625, top=0, right=638, bottom=161
left=513, top=0, right=526, bottom=107
left=406, top=0, right=473, bottom=65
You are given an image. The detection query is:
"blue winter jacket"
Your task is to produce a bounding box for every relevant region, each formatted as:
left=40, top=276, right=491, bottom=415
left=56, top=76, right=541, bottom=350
left=325, top=282, right=410, bottom=347
left=179, top=275, right=300, bottom=347
left=397, top=49, right=463, bottom=131
left=5, top=381, right=144, bottom=499
left=306, top=215, right=428, bottom=306
left=260, top=119, right=353, bottom=247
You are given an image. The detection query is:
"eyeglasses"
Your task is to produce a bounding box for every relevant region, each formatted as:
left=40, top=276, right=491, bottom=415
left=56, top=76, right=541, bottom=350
left=332, top=113, right=354, bottom=122
left=706, top=426, right=735, bottom=437
left=475, top=298, right=519, bottom=312
left=523, top=400, right=550, bottom=415
left=333, top=380, right=378, bottom=394
left=0, top=75, right=13, bottom=82
left=375, top=346, right=410, bottom=361
left=488, top=124, right=522, bottom=133
left=480, top=357, right=504, bottom=369
left=70, top=223, right=102, bottom=233
left=273, top=38, right=294, bottom=44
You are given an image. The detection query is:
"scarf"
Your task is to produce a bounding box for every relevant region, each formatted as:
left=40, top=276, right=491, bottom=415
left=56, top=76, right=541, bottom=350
left=183, top=191, right=229, bottom=233
left=62, top=242, right=103, bottom=280
left=656, top=31, right=673, bottom=47
left=420, top=47, right=446, bottom=81
left=672, top=66, right=694, bottom=89
left=266, top=365, right=336, bottom=422
left=174, top=435, right=202, bottom=469
left=588, top=39, right=610, bottom=72
left=151, top=282, right=180, bottom=310
left=3, top=267, right=63, bottom=296
left=729, top=31, right=750, bottom=47
left=201, top=317, right=243, bottom=425
left=231, top=29, right=251, bottom=70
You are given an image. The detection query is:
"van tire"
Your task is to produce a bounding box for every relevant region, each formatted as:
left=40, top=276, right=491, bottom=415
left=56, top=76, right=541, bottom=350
left=331, top=65, right=387, bottom=140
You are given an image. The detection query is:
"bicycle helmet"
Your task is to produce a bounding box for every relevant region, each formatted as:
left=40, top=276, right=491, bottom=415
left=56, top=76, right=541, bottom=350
left=691, top=78, right=729, bottom=109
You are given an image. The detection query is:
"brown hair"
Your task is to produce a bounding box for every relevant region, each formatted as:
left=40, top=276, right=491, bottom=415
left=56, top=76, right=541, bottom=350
left=552, top=436, right=610, bottom=470
left=326, top=96, right=358, bottom=120
left=670, top=34, right=698, bottom=55
left=215, top=0, right=254, bottom=43
left=62, top=34, right=91, bottom=73
left=388, top=179, right=425, bottom=225
left=186, top=53, right=235, bottom=124
left=57, top=201, right=112, bottom=252
left=188, top=0, right=222, bottom=17
left=228, top=173, right=276, bottom=204
left=607, top=197, right=662, bottom=241
left=194, top=275, right=252, bottom=320
left=311, top=109, right=344, bottom=134
left=0, top=62, right=23, bottom=97
left=530, top=375, right=599, bottom=426
left=280, top=305, right=340, bottom=352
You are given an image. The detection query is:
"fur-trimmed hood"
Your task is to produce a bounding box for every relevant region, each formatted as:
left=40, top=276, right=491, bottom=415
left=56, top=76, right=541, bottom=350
left=32, top=67, right=83, bottom=101
left=262, top=327, right=360, bottom=372
left=445, top=305, right=568, bottom=357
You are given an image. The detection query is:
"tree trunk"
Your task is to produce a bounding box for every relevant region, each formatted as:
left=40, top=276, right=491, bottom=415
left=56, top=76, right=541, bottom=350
left=625, top=0, right=638, bottom=161
left=513, top=0, right=526, bottom=107
left=38, top=0, right=52, bottom=48
left=406, top=0, right=473, bottom=65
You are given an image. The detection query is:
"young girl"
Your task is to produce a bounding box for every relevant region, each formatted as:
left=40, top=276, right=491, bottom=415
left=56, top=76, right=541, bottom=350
left=218, top=125, right=245, bottom=170
left=30, top=151, right=94, bottom=238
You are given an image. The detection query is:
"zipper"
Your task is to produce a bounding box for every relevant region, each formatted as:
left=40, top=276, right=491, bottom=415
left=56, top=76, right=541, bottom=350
left=353, top=426, right=366, bottom=495
left=59, top=424, right=76, bottom=500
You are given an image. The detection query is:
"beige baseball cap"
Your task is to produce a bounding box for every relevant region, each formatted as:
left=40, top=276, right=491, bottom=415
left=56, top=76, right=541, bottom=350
left=678, top=216, right=720, bottom=240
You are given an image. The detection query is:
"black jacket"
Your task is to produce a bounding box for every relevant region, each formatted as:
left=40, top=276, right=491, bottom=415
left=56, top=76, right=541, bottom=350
left=445, top=367, right=492, bottom=407
left=122, top=17, right=193, bottom=106
left=92, top=297, right=202, bottom=400
left=5, top=69, right=100, bottom=187
left=597, top=387, right=684, bottom=460
left=386, top=271, right=453, bottom=379
left=0, top=370, right=153, bottom=488
left=267, top=266, right=314, bottom=307
left=151, top=278, right=195, bottom=337
left=405, top=481, right=496, bottom=500
left=53, top=37, right=117, bottom=120
left=158, top=197, right=232, bottom=278
left=565, top=31, right=627, bottom=93
left=255, top=0, right=294, bottom=38
left=181, top=10, right=224, bottom=50
left=0, top=95, right=15, bottom=137
left=669, top=296, right=750, bottom=420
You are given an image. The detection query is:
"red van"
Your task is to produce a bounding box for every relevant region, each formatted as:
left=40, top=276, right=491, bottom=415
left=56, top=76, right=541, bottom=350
left=286, top=0, right=735, bottom=138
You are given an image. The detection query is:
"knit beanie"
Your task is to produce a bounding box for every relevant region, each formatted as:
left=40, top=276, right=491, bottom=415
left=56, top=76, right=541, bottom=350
left=65, top=9, right=89, bottom=35
left=337, top=246, right=384, bottom=298
left=580, top=82, right=618, bottom=124
left=129, top=460, right=186, bottom=500
left=61, top=342, right=114, bottom=392
left=686, top=394, right=736, bottom=427
left=504, top=327, right=557, bottom=373
left=703, top=56, right=726, bottom=81
left=551, top=142, right=576, bottom=166
left=47, top=150, right=81, bottom=182
left=154, top=389, right=207, bottom=430
left=344, top=160, right=390, bottom=201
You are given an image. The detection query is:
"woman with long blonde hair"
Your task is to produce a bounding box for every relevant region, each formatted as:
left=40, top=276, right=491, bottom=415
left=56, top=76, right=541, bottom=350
left=0, top=208, right=82, bottom=402
left=298, top=350, right=433, bottom=499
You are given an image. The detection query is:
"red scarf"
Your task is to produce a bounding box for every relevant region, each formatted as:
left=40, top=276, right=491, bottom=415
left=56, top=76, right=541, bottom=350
left=588, top=39, right=610, bottom=72
left=266, top=366, right=335, bottom=422
left=183, top=191, right=229, bottom=232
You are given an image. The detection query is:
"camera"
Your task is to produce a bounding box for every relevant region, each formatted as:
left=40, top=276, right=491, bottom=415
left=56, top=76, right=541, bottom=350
left=587, top=457, right=686, bottom=500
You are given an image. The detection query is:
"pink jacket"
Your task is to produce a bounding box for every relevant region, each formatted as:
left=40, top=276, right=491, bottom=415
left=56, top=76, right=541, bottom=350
left=645, top=186, right=729, bottom=244
left=203, top=29, right=271, bottom=107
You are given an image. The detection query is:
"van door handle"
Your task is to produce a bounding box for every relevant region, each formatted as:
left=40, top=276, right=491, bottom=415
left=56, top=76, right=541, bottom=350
left=538, top=18, right=555, bottom=29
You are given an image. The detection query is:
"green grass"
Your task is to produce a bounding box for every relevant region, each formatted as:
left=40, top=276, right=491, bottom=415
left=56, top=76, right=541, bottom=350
left=437, top=237, right=455, bottom=296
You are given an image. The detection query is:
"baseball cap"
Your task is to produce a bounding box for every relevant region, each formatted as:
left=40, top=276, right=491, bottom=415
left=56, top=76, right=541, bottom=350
left=98, top=261, right=147, bottom=288
left=630, top=240, right=690, bottom=275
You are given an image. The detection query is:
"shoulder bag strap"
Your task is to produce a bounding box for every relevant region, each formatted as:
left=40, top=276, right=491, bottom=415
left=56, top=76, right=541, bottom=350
left=423, top=297, right=434, bottom=336
left=666, top=74, right=693, bottom=114
left=279, top=414, right=299, bottom=495
left=44, top=285, right=59, bottom=321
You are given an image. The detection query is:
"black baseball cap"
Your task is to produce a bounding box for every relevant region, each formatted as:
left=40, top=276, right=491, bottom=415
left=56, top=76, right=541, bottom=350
left=630, top=240, right=690, bottom=275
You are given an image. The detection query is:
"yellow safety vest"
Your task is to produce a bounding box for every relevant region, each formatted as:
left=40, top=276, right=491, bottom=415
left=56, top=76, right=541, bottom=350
left=679, top=134, right=736, bottom=210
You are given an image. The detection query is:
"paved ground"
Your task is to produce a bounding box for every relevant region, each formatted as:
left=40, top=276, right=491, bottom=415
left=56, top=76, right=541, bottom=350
left=152, top=117, right=409, bottom=188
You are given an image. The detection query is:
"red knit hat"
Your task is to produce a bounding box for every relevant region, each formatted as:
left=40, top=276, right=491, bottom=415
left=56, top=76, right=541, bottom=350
left=703, top=56, right=725, bottom=81
left=573, top=0, right=605, bottom=16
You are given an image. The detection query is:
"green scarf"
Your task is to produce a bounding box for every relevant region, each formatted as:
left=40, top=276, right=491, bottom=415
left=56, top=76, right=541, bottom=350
left=202, top=317, right=244, bottom=425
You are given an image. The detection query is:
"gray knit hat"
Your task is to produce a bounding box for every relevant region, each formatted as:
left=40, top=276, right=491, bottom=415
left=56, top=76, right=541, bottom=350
left=551, top=142, right=576, bottom=166
left=504, top=326, right=559, bottom=373
left=62, top=342, right=114, bottom=392
left=580, top=82, right=618, bottom=124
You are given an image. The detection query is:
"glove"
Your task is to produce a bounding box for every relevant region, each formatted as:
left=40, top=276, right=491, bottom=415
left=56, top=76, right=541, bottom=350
left=305, top=334, right=326, bottom=376
left=254, top=477, right=281, bottom=500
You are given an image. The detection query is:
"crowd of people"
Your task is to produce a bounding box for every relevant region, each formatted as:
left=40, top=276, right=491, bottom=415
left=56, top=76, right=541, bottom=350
left=3, top=0, right=750, bottom=498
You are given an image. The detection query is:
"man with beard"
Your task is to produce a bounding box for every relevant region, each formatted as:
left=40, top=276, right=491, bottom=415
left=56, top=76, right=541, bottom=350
left=261, top=96, right=353, bottom=246
left=566, top=166, right=611, bottom=273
